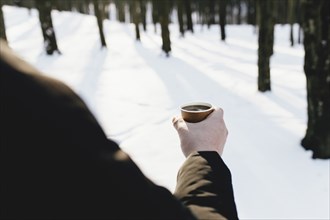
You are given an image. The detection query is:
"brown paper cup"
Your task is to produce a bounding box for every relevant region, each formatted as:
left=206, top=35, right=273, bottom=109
left=180, top=102, right=214, bottom=123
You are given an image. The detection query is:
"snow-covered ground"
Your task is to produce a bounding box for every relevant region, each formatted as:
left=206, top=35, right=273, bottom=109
left=3, top=5, right=329, bottom=219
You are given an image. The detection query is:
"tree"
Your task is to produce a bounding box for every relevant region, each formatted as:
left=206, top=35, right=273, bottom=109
left=140, top=0, right=147, bottom=31
left=257, top=0, right=274, bottom=92
left=177, top=0, right=185, bottom=36
left=247, top=0, right=257, bottom=26
left=197, top=0, right=207, bottom=28
left=0, top=4, right=7, bottom=41
left=207, top=0, right=216, bottom=28
left=301, top=0, right=330, bottom=159
left=104, top=0, right=111, bottom=20
left=184, top=0, right=193, bottom=33
left=36, top=0, right=61, bottom=55
left=151, top=0, right=159, bottom=33
left=219, top=0, right=227, bottom=41
left=296, top=0, right=303, bottom=44
left=227, top=0, right=234, bottom=24
left=288, top=0, right=295, bottom=46
left=132, top=0, right=141, bottom=41
left=56, top=0, right=72, bottom=12
left=236, top=0, right=242, bottom=24
left=93, top=0, right=107, bottom=47
left=159, top=0, right=171, bottom=56
left=115, top=0, right=125, bottom=22
left=74, top=0, right=88, bottom=14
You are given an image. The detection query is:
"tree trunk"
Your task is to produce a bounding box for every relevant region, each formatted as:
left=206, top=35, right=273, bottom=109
left=269, top=0, right=275, bottom=56
left=115, top=0, right=125, bottom=22
left=0, top=5, right=7, bottom=41
left=68, top=0, right=73, bottom=11
left=277, top=0, right=288, bottom=25
left=219, top=0, right=226, bottom=41
left=132, top=0, right=141, bottom=41
left=159, top=0, right=171, bottom=56
left=152, top=0, right=159, bottom=34
left=298, top=25, right=303, bottom=44
left=83, top=3, right=90, bottom=15
left=77, top=0, right=84, bottom=13
left=93, top=0, right=107, bottom=47
left=177, top=0, right=185, bottom=37
left=197, top=0, right=206, bottom=28
left=208, top=0, right=215, bottom=28
left=257, top=0, right=274, bottom=92
left=37, top=0, right=60, bottom=55
left=247, top=0, right=256, bottom=25
left=301, top=0, right=330, bottom=159
left=140, top=0, right=147, bottom=31
left=297, top=0, right=303, bottom=44
left=228, top=1, right=234, bottom=24
left=237, top=0, right=241, bottom=25
left=184, top=0, right=193, bottom=33
left=288, top=0, right=295, bottom=46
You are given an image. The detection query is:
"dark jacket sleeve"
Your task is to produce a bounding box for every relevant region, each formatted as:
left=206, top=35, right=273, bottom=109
left=1, top=40, right=238, bottom=219
left=175, top=152, right=239, bottom=220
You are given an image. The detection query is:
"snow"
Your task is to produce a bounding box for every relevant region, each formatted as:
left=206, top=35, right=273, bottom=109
left=3, top=5, right=330, bottom=219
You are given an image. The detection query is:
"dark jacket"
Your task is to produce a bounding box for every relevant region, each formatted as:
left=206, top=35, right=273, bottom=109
left=0, top=40, right=238, bottom=219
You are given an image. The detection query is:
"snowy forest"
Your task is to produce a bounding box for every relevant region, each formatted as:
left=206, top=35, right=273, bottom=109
left=1, top=0, right=329, bottom=159
left=1, top=0, right=329, bottom=219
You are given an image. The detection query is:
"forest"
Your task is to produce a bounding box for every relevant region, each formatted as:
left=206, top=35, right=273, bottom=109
left=0, top=0, right=329, bottom=159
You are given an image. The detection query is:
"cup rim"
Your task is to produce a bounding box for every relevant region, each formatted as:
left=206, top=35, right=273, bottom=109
left=180, top=102, right=213, bottom=113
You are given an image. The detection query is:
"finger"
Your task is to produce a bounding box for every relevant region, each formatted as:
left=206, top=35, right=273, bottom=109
left=216, top=107, right=224, bottom=117
left=212, top=107, right=224, bottom=118
left=172, top=116, right=178, bottom=124
left=200, top=108, right=224, bottom=126
left=203, top=107, right=222, bottom=121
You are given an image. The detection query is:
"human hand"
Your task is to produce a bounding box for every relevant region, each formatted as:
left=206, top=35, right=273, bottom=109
left=172, top=107, right=228, bottom=157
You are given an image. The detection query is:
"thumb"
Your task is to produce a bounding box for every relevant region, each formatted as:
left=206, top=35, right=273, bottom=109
left=172, top=116, right=184, bottom=130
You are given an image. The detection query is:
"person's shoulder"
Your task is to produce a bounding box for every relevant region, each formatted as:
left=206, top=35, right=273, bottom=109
left=0, top=40, right=114, bottom=150
left=0, top=40, right=79, bottom=105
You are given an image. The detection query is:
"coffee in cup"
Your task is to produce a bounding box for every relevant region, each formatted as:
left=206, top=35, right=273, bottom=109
left=180, top=102, right=213, bottom=123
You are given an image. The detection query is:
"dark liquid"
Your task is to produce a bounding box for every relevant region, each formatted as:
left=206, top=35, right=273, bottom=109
left=182, top=105, right=211, bottom=111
